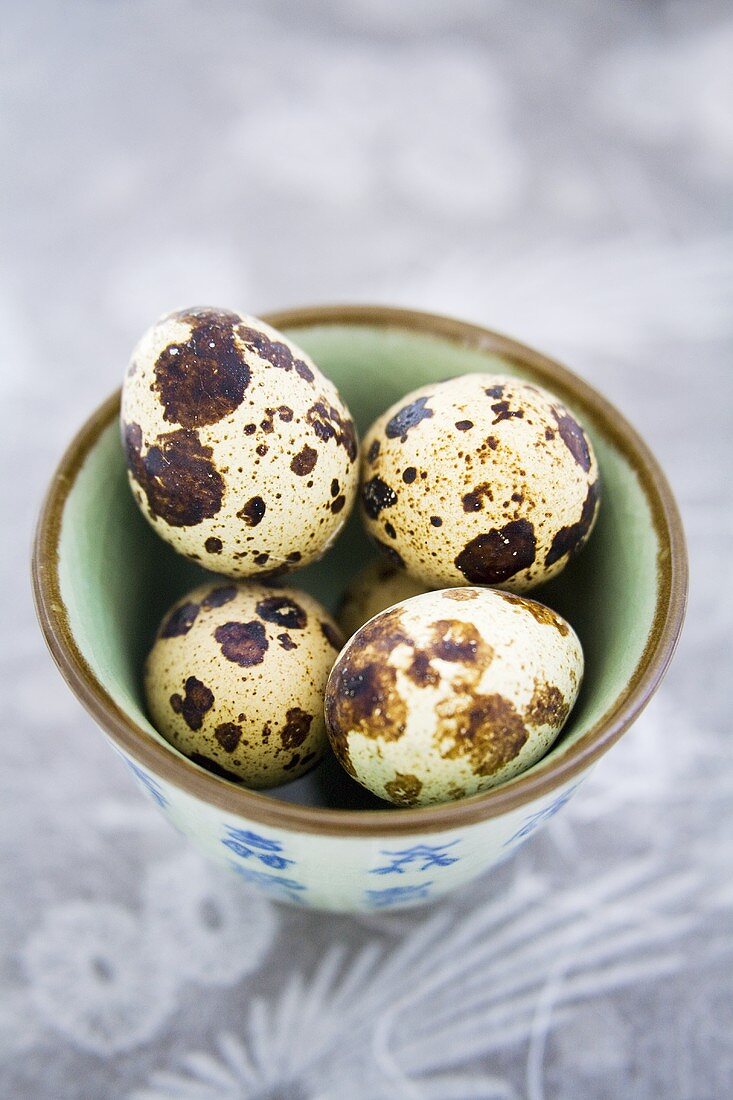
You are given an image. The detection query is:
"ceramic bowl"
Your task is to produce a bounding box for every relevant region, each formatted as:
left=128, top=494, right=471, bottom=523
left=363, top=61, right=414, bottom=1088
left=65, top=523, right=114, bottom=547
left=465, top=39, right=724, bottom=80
left=32, top=306, right=687, bottom=912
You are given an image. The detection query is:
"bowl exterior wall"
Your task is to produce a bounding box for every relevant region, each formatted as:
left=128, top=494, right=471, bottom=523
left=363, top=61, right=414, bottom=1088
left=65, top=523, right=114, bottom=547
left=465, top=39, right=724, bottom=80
left=117, top=737, right=588, bottom=912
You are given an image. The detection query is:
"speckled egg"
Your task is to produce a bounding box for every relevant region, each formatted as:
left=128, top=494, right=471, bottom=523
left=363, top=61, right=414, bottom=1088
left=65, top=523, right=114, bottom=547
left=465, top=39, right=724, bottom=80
left=338, top=558, right=428, bottom=638
left=145, top=580, right=344, bottom=788
left=325, top=587, right=583, bottom=807
left=360, top=374, right=600, bottom=591
left=121, top=307, right=359, bottom=578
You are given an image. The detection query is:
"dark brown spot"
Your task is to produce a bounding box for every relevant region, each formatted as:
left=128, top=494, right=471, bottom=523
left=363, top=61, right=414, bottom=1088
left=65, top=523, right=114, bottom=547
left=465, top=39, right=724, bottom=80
left=153, top=308, right=251, bottom=428
left=406, top=651, right=439, bottom=688
left=526, top=682, right=570, bottom=729
left=214, top=621, right=268, bottom=666
left=295, top=360, right=314, bottom=383
left=553, top=406, right=592, bottom=471
left=237, top=496, right=266, bottom=527
left=205, top=536, right=222, bottom=554
left=430, top=516, right=443, bottom=527
left=455, top=519, right=536, bottom=584
left=278, top=406, right=293, bottom=422
left=305, top=402, right=358, bottom=461
left=286, top=551, right=301, bottom=563
left=188, top=752, right=242, bottom=782
left=384, top=521, right=396, bottom=540
left=442, top=588, right=480, bottom=601
left=438, top=692, right=528, bottom=776
left=320, top=621, right=343, bottom=650
left=169, top=676, right=214, bottom=731
left=367, top=439, right=381, bottom=464
left=372, top=538, right=405, bottom=568
left=277, top=632, right=296, bottom=650
left=545, top=427, right=555, bottom=441
left=282, top=754, right=302, bottom=771
left=496, top=591, right=570, bottom=635
left=326, top=662, right=407, bottom=743
left=429, top=620, right=491, bottom=665
left=402, top=467, right=417, bottom=484
left=256, top=595, right=307, bottom=629
left=455, top=420, right=474, bottom=431
left=486, top=436, right=499, bottom=450
left=545, top=481, right=600, bottom=567
left=355, top=607, right=413, bottom=651
left=485, top=384, right=504, bottom=399
left=202, top=585, right=237, bottom=609
left=255, top=443, right=268, bottom=457
left=491, top=400, right=524, bottom=424
left=330, top=479, right=340, bottom=497
left=462, top=482, right=494, bottom=512
left=290, top=444, right=318, bottom=476
left=215, top=722, right=242, bottom=752
left=361, top=476, right=397, bottom=519
left=244, top=424, right=256, bottom=435
left=260, top=408, right=276, bottom=433
left=238, top=325, right=314, bottom=384
left=385, top=396, right=433, bottom=442
left=331, top=495, right=346, bottom=514
left=161, top=602, right=199, bottom=638
left=325, top=608, right=412, bottom=763
left=279, top=707, right=313, bottom=750
left=324, top=692, right=357, bottom=777
left=384, top=772, right=423, bottom=807
left=124, top=423, right=224, bottom=528
left=253, top=553, right=269, bottom=565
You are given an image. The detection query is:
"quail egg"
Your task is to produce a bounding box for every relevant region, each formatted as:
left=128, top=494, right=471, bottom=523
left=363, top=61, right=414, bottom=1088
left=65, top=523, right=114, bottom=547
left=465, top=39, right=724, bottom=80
left=122, top=307, right=359, bottom=578
left=338, top=558, right=427, bottom=638
left=325, top=586, right=583, bottom=806
left=360, top=374, right=600, bottom=591
left=145, top=580, right=344, bottom=788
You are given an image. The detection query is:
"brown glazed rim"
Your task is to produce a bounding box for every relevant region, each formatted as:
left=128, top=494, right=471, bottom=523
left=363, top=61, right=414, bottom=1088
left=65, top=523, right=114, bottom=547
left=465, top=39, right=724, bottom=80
left=32, top=305, right=688, bottom=837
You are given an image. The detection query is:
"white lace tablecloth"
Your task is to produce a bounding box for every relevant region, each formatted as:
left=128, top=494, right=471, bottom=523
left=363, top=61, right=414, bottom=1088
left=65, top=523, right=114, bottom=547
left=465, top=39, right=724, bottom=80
left=2, top=2, right=731, bottom=1096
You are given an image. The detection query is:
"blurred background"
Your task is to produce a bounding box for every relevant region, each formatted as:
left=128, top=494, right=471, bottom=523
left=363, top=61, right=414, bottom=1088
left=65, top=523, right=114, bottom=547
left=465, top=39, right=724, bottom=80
left=2, top=2, right=732, bottom=1097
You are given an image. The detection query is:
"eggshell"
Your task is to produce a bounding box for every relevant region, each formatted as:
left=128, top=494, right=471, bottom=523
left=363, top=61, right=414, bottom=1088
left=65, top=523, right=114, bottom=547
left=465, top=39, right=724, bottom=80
left=121, top=307, right=359, bottom=578
left=338, top=559, right=428, bottom=638
left=360, top=374, right=600, bottom=591
left=145, top=580, right=344, bottom=788
left=325, top=587, right=583, bottom=806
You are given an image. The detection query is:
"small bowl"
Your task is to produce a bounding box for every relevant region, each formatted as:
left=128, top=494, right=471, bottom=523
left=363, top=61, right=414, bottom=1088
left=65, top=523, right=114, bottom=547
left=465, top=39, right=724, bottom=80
left=32, top=305, right=687, bottom=912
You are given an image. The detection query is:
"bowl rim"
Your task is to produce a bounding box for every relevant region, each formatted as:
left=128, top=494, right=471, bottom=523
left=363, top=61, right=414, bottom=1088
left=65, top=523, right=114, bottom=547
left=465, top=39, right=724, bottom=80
left=32, top=304, right=688, bottom=837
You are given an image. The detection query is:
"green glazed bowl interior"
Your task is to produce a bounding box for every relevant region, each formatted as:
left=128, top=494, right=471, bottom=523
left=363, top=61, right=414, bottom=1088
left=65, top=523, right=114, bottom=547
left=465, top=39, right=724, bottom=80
left=33, top=306, right=687, bottom=836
